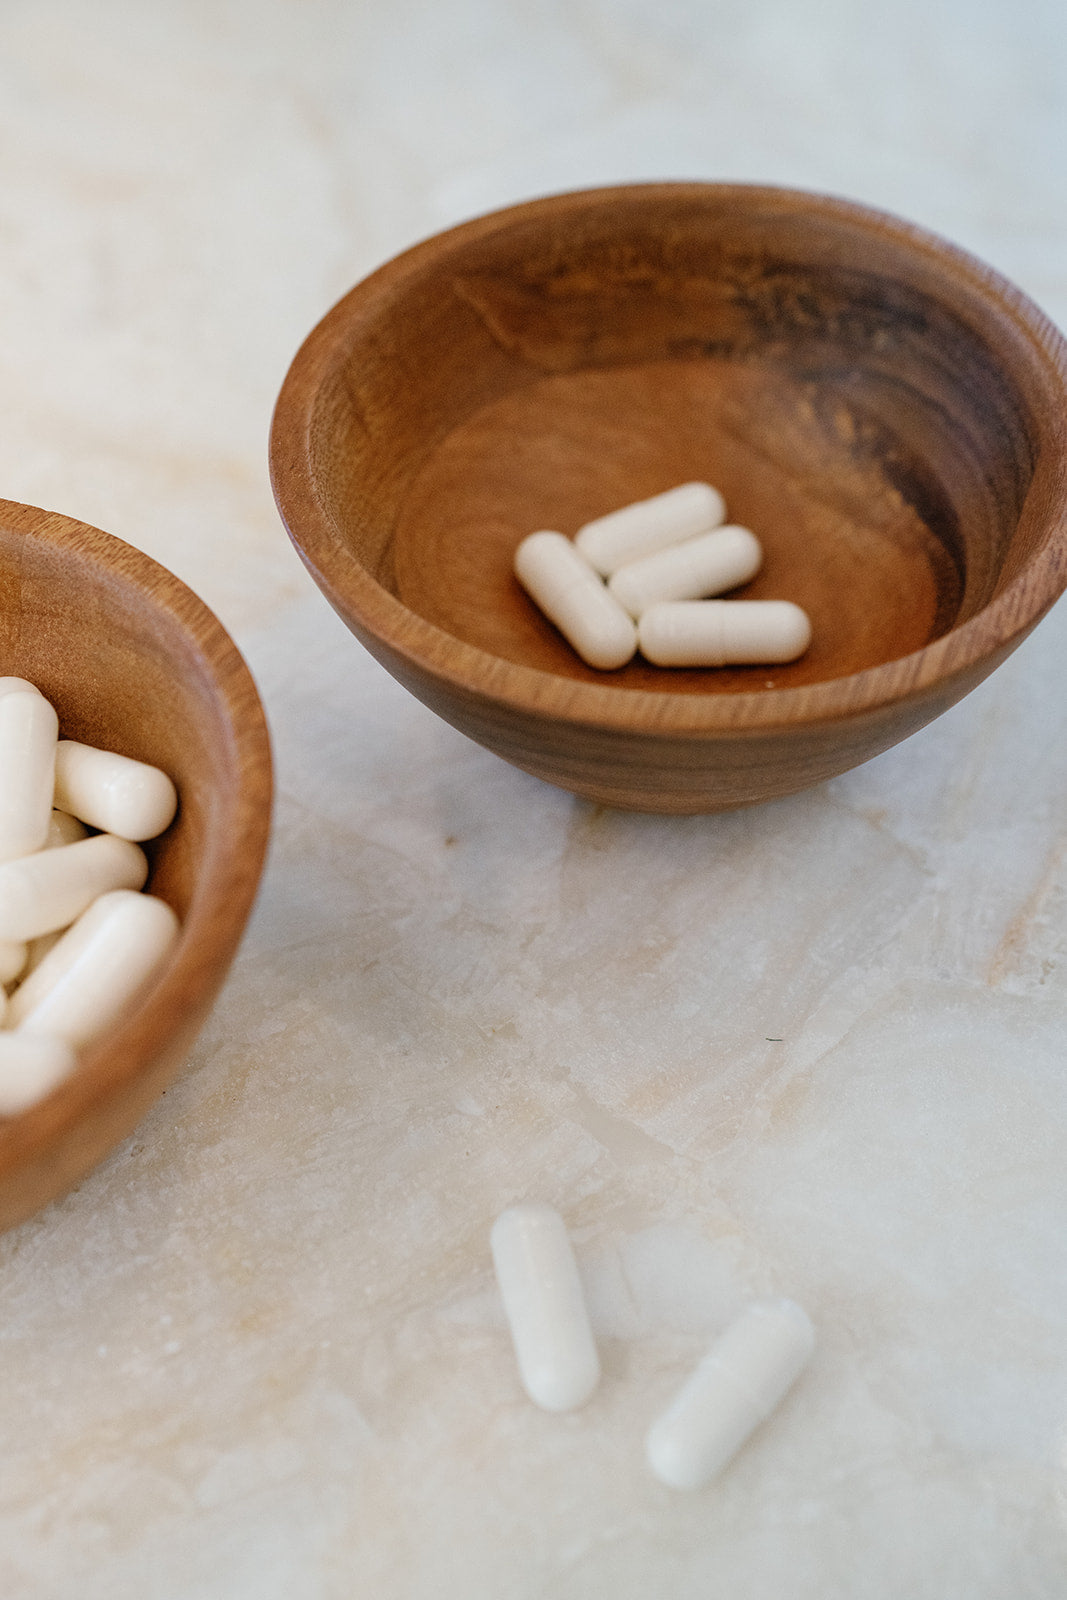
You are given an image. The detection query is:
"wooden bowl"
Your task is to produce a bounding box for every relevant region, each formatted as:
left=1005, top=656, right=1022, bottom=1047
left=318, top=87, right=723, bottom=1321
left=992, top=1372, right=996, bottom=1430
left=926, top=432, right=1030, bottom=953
left=270, top=183, right=1067, bottom=813
left=0, top=502, right=272, bottom=1230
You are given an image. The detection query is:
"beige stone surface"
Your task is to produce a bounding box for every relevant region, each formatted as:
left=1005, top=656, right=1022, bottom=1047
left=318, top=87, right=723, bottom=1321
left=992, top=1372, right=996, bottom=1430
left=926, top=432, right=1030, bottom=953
left=1, top=2, right=1067, bottom=1595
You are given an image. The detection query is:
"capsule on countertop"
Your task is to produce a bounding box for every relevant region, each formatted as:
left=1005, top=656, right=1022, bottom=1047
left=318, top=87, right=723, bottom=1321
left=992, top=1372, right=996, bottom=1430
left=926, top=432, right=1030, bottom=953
left=0, top=688, right=59, bottom=864
left=0, top=677, right=44, bottom=699
left=0, top=832, right=148, bottom=942
left=0, top=1032, right=79, bottom=1116
left=490, top=1202, right=601, bottom=1412
left=54, top=740, right=178, bottom=842
left=608, top=525, right=763, bottom=619
left=575, top=483, right=726, bottom=577
left=514, top=532, right=637, bottom=670
left=10, top=889, right=180, bottom=1048
left=646, top=1298, right=815, bottom=1490
left=638, top=599, right=812, bottom=667
left=0, top=940, right=28, bottom=986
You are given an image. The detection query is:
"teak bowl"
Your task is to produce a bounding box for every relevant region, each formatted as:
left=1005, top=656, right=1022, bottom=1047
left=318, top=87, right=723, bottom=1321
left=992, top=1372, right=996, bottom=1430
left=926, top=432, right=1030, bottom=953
left=271, top=183, right=1067, bottom=813
left=0, top=502, right=272, bottom=1231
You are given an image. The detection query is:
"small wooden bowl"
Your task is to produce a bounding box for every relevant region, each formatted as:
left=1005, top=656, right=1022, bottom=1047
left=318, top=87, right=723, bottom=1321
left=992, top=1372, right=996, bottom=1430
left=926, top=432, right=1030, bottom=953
left=271, top=183, right=1067, bottom=813
left=0, top=502, right=272, bottom=1230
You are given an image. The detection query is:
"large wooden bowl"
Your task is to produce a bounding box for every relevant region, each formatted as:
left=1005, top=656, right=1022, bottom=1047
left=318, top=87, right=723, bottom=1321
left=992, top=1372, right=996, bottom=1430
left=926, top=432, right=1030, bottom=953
left=270, top=183, right=1067, bottom=813
left=0, top=502, right=272, bottom=1230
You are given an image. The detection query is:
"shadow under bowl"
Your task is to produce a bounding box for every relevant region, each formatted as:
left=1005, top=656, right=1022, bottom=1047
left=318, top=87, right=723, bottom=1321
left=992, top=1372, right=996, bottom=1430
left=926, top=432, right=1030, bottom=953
left=271, top=182, right=1067, bottom=813
left=0, top=502, right=272, bottom=1231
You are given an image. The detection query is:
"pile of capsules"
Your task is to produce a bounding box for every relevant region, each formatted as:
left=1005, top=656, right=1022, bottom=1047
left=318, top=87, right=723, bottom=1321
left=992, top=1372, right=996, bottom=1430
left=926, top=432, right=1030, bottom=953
left=0, top=677, right=181, bottom=1116
left=492, top=1203, right=814, bottom=1490
left=514, top=481, right=812, bottom=671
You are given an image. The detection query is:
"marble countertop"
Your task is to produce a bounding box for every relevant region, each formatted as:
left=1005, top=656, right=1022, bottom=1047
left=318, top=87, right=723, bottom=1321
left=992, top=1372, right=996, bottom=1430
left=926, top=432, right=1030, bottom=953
left=2, top=2, right=1067, bottom=1595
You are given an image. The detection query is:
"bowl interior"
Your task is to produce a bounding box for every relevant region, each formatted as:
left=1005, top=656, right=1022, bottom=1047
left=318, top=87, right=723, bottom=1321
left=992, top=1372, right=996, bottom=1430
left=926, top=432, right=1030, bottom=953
left=0, top=502, right=271, bottom=1226
left=1, top=513, right=241, bottom=918
left=289, top=185, right=1057, bottom=699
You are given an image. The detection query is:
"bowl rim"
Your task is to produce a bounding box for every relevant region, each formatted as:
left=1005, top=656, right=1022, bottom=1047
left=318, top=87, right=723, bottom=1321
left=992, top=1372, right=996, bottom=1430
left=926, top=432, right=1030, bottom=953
left=270, top=180, right=1067, bottom=736
left=0, top=501, right=272, bottom=1202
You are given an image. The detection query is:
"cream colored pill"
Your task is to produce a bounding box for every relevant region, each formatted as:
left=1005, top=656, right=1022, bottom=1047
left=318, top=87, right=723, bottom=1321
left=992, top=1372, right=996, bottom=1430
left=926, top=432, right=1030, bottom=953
left=0, top=940, right=28, bottom=985
left=0, top=1033, right=79, bottom=1116
left=10, top=890, right=179, bottom=1047
left=646, top=1298, right=815, bottom=1490
left=20, top=929, right=63, bottom=981
left=608, top=525, right=763, bottom=619
left=638, top=599, right=812, bottom=667
left=0, top=689, right=59, bottom=863
left=47, top=809, right=89, bottom=848
left=0, top=832, right=148, bottom=941
left=575, top=482, right=726, bottom=577
left=54, top=740, right=178, bottom=841
left=515, top=532, right=636, bottom=670
left=0, top=676, right=44, bottom=699
left=491, top=1202, right=601, bottom=1412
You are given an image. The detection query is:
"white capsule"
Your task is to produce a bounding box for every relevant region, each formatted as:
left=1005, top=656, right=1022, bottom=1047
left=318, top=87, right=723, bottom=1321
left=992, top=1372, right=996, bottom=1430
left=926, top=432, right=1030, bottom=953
left=575, top=483, right=726, bottom=577
left=0, top=1032, right=79, bottom=1116
left=491, top=1202, right=601, bottom=1412
left=0, top=939, right=28, bottom=985
left=53, top=740, right=178, bottom=841
left=10, top=889, right=180, bottom=1048
left=646, top=1298, right=815, bottom=1490
left=10, top=818, right=90, bottom=976
left=47, top=809, right=89, bottom=848
left=0, top=832, right=148, bottom=942
left=0, top=676, right=44, bottom=699
left=638, top=599, right=812, bottom=667
left=515, top=532, right=636, bottom=670
left=0, top=689, right=59, bottom=863
left=608, top=525, right=763, bottom=619
left=20, top=929, right=63, bottom=981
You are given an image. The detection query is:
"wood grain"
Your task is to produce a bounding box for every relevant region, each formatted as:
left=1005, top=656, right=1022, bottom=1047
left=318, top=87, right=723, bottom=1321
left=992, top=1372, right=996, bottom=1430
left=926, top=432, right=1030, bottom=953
left=270, top=182, right=1067, bottom=812
left=0, top=502, right=272, bottom=1231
